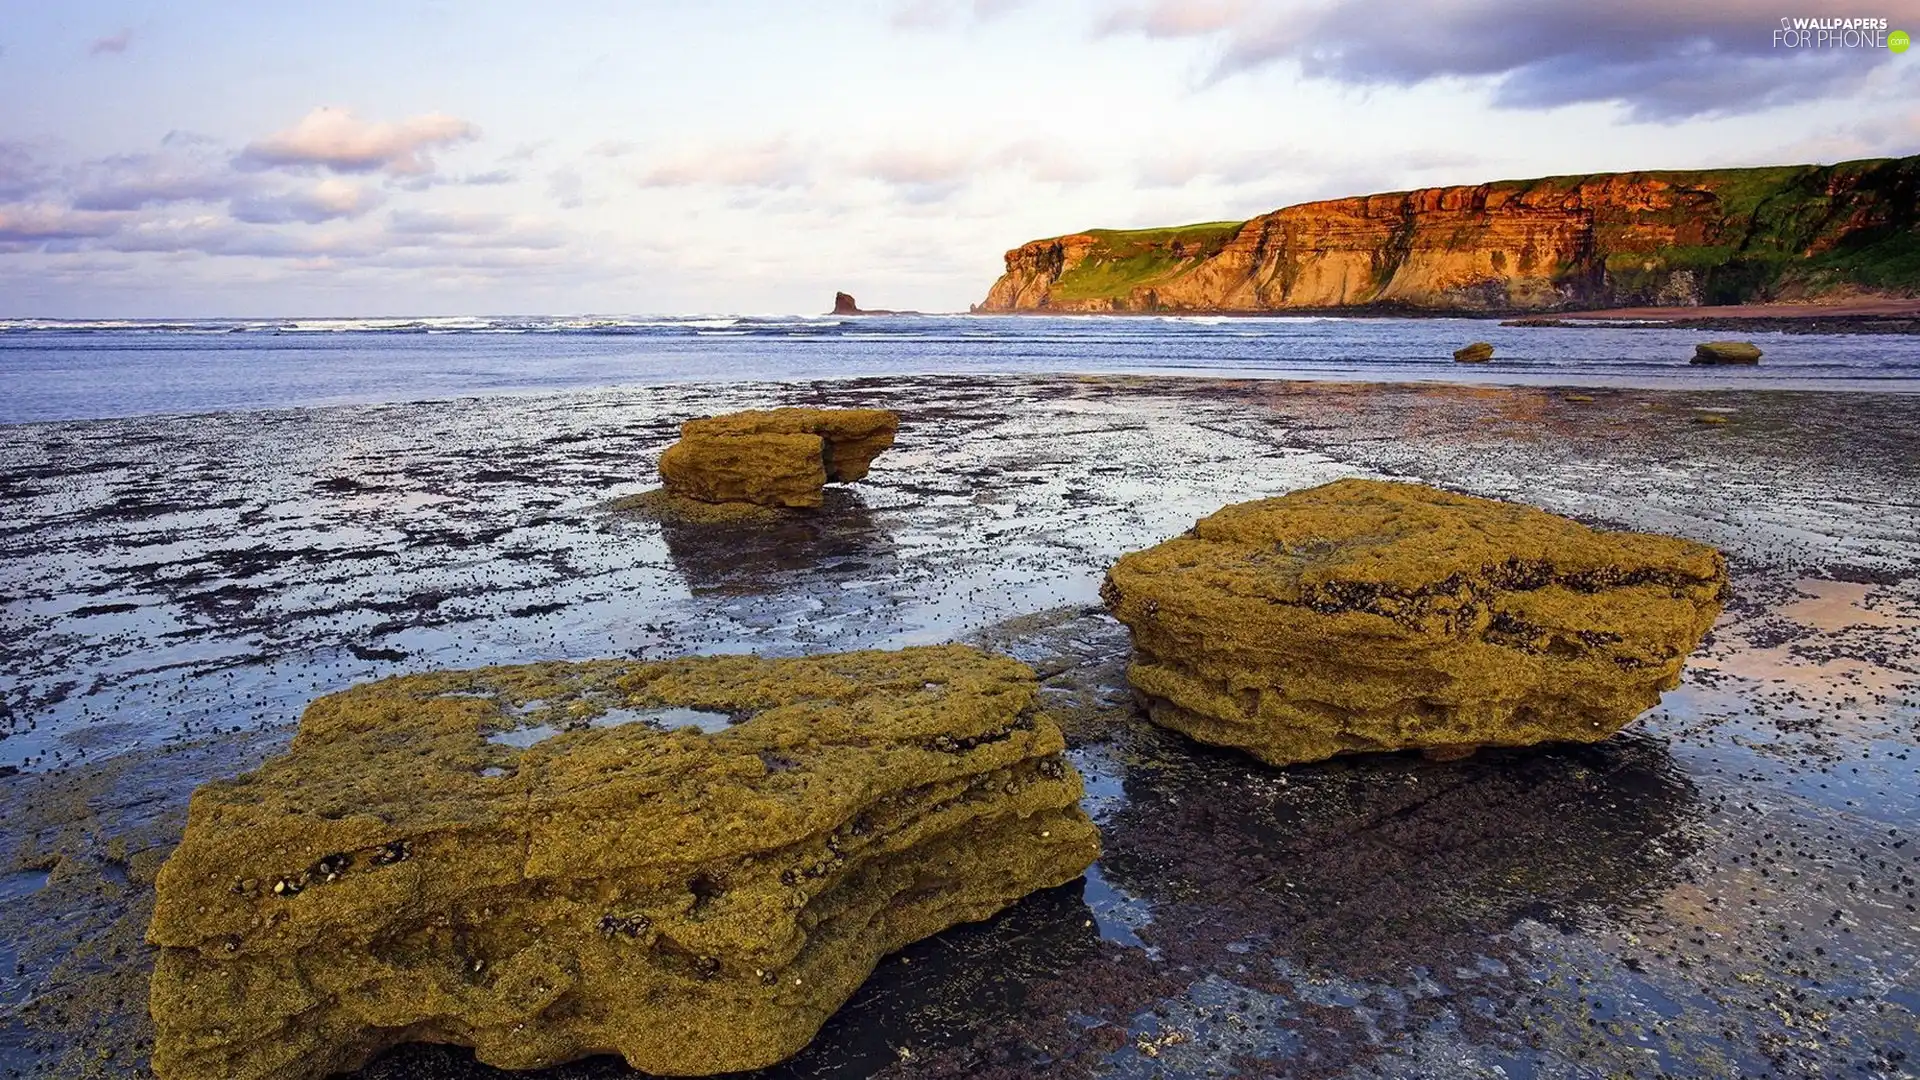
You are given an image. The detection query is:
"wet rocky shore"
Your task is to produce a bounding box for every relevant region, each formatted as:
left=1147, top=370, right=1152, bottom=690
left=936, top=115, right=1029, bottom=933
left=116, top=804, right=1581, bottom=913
left=2, top=375, right=1917, bottom=1078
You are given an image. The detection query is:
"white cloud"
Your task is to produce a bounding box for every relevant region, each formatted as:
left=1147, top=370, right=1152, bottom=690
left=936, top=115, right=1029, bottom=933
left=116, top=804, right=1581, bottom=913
left=240, top=107, right=479, bottom=176
left=231, top=178, right=383, bottom=224
left=890, top=0, right=1028, bottom=30
left=636, top=139, right=812, bottom=188
left=70, top=149, right=245, bottom=210
left=0, top=203, right=123, bottom=242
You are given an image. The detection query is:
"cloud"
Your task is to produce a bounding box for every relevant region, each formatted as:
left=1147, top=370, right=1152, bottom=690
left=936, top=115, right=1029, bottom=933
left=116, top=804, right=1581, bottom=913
left=0, top=204, right=124, bottom=243
left=386, top=208, right=567, bottom=249
left=1101, top=0, right=1902, bottom=121
left=240, top=107, right=479, bottom=175
left=1132, top=140, right=1482, bottom=192
left=891, top=0, right=1027, bottom=30
left=547, top=166, right=585, bottom=208
left=0, top=144, right=50, bottom=201
left=636, top=140, right=812, bottom=188
left=1778, top=106, right=1920, bottom=162
left=69, top=151, right=245, bottom=210
left=231, top=178, right=383, bottom=224
left=102, top=218, right=381, bottom=259
left=90, top=29, right=133, bottom=56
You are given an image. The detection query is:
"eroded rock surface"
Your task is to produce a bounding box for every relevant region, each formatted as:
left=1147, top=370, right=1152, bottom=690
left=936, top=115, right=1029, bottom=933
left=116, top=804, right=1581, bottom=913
left=1453, top=341, right=1495, bottom=363
left=147, top=645, right=1097, bottom=1079
left=658, top=407, right=899, bottom=507
left=1101, top=478, right=1728, bottom=766
left=1692, top=340, right=1763, bottom=365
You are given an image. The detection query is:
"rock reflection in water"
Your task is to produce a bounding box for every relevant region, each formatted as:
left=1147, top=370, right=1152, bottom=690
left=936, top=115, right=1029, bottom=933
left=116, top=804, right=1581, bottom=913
left=1098, top=727, right=1702, bottom=982
left=628, top=489, right=897, bottom=596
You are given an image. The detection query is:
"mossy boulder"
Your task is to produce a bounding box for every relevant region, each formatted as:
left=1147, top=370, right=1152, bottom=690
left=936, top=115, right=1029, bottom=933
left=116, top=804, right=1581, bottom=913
left=1100, top=479, right=1727, bottom=766
left=657, top=408, right=899, bottom=508
left=1690, top=341, right=1762, bottom=365
left=147, top=645, right=1097, bottom=1079
left=1453, top=341, right=1495, bottom=363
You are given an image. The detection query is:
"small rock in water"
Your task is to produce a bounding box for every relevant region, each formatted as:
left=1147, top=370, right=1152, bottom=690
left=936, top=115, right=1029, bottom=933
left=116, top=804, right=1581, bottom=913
left=657, top=407, right=899, bottom=508
left=146, top=645, right=1098, bottom=1079
left=1100, top=479, right=1728, bottom=766
left=1690, top=340, right=1762, bottom=365
left=1453, top=341, right=1495, bottom=363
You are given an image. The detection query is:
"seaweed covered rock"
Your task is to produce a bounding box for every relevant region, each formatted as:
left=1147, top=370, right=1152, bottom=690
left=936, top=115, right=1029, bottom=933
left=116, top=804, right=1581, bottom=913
left=147, top=646, right=1097, bottom=1079
left=1453, top=341, right=1495, bottom=363
left=1691, top=341, right=1762, bottom=365
left=658, top=407, right=898, bottom=508
left=1101, top=479, right=1727, bottom=766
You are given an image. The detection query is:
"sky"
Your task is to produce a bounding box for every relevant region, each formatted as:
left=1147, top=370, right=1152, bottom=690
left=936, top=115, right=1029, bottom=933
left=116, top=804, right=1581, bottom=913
left=2, top=0, right=1917, bottom=317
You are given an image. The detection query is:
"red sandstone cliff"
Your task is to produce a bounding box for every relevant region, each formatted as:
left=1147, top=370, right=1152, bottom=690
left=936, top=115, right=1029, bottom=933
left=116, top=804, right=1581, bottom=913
left=977, top=157, right=1920, bottom=314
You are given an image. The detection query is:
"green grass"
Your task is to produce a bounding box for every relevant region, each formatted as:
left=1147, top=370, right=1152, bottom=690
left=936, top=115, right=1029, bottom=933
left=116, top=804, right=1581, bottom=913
left=1020, top=156, right=1920, bottom=307
left=1047, top=221, right=1244, bottom=302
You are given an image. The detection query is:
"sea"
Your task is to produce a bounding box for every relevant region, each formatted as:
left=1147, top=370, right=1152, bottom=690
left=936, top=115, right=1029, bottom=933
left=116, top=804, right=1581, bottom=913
left=4, top=313, right=1919, bottom=424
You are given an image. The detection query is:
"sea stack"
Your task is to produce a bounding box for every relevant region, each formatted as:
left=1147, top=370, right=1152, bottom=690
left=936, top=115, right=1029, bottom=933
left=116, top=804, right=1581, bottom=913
left=1101, top=479, right=1728, bottom=766
left=832, top=292, right=861, bottom=315
left=147, top=646, right=1100, bottom=1080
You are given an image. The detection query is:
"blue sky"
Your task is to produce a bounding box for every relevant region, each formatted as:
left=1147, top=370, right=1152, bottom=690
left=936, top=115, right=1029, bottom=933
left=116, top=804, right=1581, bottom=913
left=2, top=0, right=1917, bottom=317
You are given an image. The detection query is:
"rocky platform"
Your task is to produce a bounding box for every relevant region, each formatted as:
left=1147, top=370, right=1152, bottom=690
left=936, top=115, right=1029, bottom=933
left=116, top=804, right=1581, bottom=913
left=145, top=645, right=1098, bottom=1079
left=1102, top=478, right=1728, bottom=765
left=657, top=407, right=898, bottom=508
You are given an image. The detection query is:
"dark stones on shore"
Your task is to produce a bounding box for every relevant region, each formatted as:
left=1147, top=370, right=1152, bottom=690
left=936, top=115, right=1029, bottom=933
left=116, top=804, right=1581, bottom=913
left=1100, top=479, right=1728, bottom=767
left=1691, top=341, right=1763, bottom=365
left=147, top=443, right=1744, bottom=1077
left=1453, top=341, right=1495, bottom=363
left=147, top=646, right=1099, bottom=1079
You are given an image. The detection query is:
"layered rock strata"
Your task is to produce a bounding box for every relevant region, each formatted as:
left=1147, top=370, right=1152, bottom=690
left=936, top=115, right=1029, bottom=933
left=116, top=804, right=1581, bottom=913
left=148, top=645, right=1098, bottom=1079
left=658, top=407, right=898, bottom=508
left=979, top=156, right=1920, bottom=314
left=1101, top=479, right=1728, bottom=766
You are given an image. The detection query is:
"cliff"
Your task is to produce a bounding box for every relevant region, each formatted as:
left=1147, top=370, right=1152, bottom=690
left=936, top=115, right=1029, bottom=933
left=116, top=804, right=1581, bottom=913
left=976, top=156, right=1920, bottom=314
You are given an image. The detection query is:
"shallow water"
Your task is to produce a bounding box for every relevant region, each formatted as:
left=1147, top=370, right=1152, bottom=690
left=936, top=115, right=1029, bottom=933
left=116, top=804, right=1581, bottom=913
left=5, top=314, right=1920, bottom=424
left=0, top=374, right=1916, bottom=1078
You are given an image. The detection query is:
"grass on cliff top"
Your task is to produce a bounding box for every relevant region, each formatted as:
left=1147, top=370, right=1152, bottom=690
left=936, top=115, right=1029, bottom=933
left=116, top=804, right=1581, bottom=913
left=1047, top=221, right=1245, bottom=301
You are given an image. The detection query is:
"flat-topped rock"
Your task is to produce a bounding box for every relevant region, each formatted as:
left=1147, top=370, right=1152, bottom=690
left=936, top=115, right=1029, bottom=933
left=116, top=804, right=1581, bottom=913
left=1690, top=341, right=1762, bottom=365
left=1101, top=479, right=1727, bottom=766
left=659, top=407, right=899, bottom=508
left=147, top=645, right=1098, bottom=1079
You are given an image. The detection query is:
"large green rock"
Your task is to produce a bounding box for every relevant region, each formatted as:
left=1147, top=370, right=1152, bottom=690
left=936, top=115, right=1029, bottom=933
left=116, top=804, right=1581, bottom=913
left=147, top=646, right=1097, bottom=1079
left=1690, top=341, right=1763, bottom=365
left=657, top=407, right=899, bottom=507
left=1101, top=479, right=1727, bottom=766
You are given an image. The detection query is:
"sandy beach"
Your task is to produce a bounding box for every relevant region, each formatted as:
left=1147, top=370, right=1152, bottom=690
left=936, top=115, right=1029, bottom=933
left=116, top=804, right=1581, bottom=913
left=2, top=375, right=1915, bottom=1078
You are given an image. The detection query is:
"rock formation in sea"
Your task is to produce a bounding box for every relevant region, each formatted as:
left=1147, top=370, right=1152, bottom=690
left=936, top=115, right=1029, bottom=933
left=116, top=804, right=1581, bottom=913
left=833, top=291, right=861, bottom=315
left=1100, top=479, right=1728, bottom=766
left=1691, top=341, right=1763, bottom=364
left=147, top=645, right=1099, bottom=1080
left=977, top=155, right=1920, bottom=314
left=657, top=407, right=899, bottom=508
left=1454, top=342, right=1495, bottom=363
